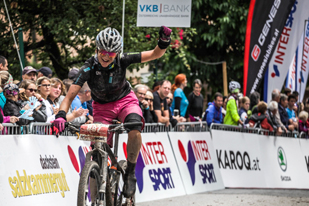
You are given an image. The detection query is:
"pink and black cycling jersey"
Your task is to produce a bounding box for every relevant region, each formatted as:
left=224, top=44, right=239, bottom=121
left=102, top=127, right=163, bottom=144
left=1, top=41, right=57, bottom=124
left=73, top=52, right=141, bottom=104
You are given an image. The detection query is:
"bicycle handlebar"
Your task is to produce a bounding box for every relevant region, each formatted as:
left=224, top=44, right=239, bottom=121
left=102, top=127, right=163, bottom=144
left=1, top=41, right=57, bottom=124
left=64, top=122, right=143, bottom=135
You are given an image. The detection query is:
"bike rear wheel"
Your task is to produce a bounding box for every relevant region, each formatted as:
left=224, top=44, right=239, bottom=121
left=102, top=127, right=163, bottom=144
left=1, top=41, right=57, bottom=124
left=77, top=161, right=113, bottom=206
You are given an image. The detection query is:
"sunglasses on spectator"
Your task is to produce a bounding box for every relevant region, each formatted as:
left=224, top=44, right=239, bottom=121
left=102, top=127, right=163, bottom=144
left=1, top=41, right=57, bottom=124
left=5, top=90, right=18, bottom=96
left=39, top=84, right=51, bottom=87
left=166, top=97, right=173, bottom=101
left=99, top=50, right=117, bottom=58
left=27, top=88, right=37, bottom=92
left=145, top=98, right=153, bottom=101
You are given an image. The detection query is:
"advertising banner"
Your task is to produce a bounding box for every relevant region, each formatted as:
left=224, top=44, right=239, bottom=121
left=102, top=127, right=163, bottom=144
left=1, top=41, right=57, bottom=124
left=168, top=132, right=224, bottom=194
left=259, top=137, right=309, bottom=188
left=0, top=135, right=91, bottom=206
left=264, top=0, right=309, bottom=102
left=299, top=139, right=309, bottom=177
left=285, top=19, right=309, bottom=102
left=211, top=130, right=266, bottom=188
left=137, top=0, right=191, bottom=27
left=243, top=0, right=295, bottom=96
left=285, top=48, right=298, bottom=92
left=117, top=133, right=186, bottom=203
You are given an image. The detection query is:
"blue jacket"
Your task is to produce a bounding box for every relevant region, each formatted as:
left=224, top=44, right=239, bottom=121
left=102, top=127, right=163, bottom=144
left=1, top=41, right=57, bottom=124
left=0, top=92, right=6, bottom=110
left=203, top=102, right=223, bottom=126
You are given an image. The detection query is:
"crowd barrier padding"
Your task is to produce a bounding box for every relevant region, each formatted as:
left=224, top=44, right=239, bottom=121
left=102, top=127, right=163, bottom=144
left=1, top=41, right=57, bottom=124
left=0, top=134, right=90, bottom=206
left=168, top=132, right=224, bottom=194
left=117, top=132, right=186, bottom=203
left=1, top=122, right=309, bottom=205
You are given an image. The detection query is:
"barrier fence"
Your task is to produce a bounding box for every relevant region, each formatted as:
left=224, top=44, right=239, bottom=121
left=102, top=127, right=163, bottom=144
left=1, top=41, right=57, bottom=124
left=1, top=122, right=309, bottom=206
left=1, top=122, right=307, bottom=138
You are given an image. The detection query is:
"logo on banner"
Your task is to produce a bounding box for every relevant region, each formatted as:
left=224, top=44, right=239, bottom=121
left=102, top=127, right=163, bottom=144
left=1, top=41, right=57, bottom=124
left=123, top=142, right=174, bottom=193
left=299, top=71, right=304, bottom=83
left=67, top=145, right=91, bottom=174
left=271, top=65, right=280, bottom=78
left=177, top=140, right=216, bottom=186
left=277, top=147, right=287, bottom=172
left=251, top=45, right=261, bottom=61
left=8, top=154, right=71, bottom=198
left=139, top=4, right=190, bottom=13
left=216, top=150, right=261, bottom=171
left=305, top=156, right=309, bottom=172
left=277, top=147, right=291, bottom=181
left=40, top=155, right=60, bottom=169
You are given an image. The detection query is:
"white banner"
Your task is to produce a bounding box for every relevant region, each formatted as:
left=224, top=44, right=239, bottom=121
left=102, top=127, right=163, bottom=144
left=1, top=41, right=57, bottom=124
left=299, top=139, right=309, bottom=177
left=285, top=19, right=309, bottom=102
left=137, top=0, right=191, bottom=27
left=211, top=129, right=309, bottom=189
left=0, top=135, right=91, bottom=206
left=211, top=130, right=266, bottom=188
left=117, top=133, right=186, bottom=203
left=285, top=49, right=298, bottom=92
left=258, top=137, right=309, bottom=188
left=168, top=132, right=224, bottom=194
left=264, top=0, right=309, bottom=102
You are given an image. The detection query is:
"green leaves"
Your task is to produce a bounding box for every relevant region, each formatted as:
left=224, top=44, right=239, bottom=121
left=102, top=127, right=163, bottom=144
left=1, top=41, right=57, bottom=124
left=0, top=0, right=249, bottom=93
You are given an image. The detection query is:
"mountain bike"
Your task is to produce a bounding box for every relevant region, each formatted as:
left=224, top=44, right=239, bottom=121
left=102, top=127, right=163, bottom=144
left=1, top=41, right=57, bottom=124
left=67, top=121, right=142, bottom=206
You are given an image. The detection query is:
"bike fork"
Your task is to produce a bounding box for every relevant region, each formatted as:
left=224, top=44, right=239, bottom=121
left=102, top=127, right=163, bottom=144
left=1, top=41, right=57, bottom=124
left=98, top=150, right=108, bottom=206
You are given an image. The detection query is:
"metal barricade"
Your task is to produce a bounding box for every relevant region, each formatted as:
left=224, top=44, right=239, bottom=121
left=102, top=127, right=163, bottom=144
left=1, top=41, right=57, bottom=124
left=280, top=130, right=299, bottom=138
left=209, top=123, right=259, bottom=134
left=29, top=122, right=53, bottom=135
left=258, top=129, right=276, bottom=136
left=142, top=123, right=171, bottom=133
left=299, top=132, right=308, bottom=139
left=1, top=123, right=29, bottom=135
left=172, top=121, right=208, bottom=132
left=28, top=122, right=76, bottom=136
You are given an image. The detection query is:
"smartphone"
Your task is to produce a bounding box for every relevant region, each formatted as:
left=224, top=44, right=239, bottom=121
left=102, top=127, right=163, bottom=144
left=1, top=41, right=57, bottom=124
left=174, top=109, right=179, bottom=116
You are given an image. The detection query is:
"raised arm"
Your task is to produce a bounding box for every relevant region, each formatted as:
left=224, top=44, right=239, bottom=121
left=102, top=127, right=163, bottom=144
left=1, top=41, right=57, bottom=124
left=141, top=26, right=172, bottom=63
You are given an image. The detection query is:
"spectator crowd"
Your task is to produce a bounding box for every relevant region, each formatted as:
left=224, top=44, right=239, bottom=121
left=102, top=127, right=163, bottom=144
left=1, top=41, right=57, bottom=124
left=1, top=54, right=309, bottom=136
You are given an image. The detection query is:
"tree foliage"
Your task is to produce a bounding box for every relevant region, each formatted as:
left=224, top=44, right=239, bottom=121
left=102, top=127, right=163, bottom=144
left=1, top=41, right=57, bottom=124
left=0, top=0, right=249, bottom=94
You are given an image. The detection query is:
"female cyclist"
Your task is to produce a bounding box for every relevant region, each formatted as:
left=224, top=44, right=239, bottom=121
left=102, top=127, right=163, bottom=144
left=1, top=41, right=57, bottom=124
left=53, top=26, right=172, bottom=198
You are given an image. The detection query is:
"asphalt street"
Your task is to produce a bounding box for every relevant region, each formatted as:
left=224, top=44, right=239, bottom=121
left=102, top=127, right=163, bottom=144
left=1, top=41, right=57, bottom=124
left=137, top=189, right=309, bottom=206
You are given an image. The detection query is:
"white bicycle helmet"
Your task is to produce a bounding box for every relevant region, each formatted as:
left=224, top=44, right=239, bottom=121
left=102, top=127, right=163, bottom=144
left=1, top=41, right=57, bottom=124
left=229, top=81, right=241, bottom=93
left=95, top=27, right=123, bottom=53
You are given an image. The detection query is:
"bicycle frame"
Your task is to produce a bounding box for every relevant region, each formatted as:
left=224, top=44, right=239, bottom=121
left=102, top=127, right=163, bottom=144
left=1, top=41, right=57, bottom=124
left=83, top=127, right=125, bottom=204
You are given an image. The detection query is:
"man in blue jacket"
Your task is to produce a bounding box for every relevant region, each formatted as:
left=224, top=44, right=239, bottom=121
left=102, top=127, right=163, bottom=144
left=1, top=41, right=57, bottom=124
left=203, top=92, right=223, bottom=126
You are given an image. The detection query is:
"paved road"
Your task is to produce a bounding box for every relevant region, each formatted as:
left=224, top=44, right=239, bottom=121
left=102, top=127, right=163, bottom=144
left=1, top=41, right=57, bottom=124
left=137, top=189, right=309, bottom=206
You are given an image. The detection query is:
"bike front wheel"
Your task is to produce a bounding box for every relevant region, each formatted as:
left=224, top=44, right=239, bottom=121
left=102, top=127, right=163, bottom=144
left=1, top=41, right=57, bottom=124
left=77, top=161, right=112, bottom=206
left=113, top=160, right=136, bottom=206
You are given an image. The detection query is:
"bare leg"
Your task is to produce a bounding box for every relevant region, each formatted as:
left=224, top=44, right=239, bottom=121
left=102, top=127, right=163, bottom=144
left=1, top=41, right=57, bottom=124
left=123, top=130, right=141, bottom=198
left=126, top=130, right=142, bottom=163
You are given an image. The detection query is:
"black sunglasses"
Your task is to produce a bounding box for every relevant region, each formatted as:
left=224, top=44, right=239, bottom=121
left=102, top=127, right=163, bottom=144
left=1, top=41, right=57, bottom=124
left=145, top=98, right=153, bottom=101
left=27, top=88, right=37, bottom=92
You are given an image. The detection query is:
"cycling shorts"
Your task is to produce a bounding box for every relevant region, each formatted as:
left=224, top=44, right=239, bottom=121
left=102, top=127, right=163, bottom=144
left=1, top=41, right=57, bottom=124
left=92, top=90, right=144, bottom=147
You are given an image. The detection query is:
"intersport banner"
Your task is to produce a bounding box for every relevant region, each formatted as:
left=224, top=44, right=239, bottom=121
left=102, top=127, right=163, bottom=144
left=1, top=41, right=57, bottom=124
left=117, top=133, right=186, bottom=203
left=243, top=0, right=295, bottom=96
left=264, top=0, right=309, bottom=102
left=285, top=19, right=309, bottom=102
left=0, top=135, right=91, bottom=206
left=168, top=132, right=224, bottom=194
left=285, top=47, right=299, bottom=92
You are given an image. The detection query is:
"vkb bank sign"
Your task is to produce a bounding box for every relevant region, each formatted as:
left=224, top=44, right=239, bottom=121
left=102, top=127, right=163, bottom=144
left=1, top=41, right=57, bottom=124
left=137, top=0, right=191, bottom=27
